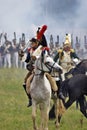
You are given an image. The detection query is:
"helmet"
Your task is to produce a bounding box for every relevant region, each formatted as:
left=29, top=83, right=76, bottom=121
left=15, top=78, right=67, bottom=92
left=63, top=34, right=71, bottom=48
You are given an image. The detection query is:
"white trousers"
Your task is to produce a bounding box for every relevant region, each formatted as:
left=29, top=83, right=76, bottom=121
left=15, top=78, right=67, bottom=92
left=13, top=52, right=19, bottom=68
left=4, top=53, right=11, bottom=68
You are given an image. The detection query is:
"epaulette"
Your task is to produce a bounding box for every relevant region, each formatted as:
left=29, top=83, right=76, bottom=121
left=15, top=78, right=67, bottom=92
left=70, top=49, right=75, bottom=52
left=42, top=47, right=50, bottom=51
left=58, top=49, right=63, bottom=53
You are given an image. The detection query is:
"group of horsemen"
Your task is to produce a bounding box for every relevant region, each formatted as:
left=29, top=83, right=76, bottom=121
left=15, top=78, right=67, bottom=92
left=19, top=25, right=80, bottom=107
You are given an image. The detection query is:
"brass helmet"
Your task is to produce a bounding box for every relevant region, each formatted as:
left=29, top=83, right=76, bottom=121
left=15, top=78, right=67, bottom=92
left=63, top=34, right=71, bottom=48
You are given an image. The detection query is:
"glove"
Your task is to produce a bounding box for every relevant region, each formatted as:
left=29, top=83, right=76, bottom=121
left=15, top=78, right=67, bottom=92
left=73, top=58, right=80, bottom=65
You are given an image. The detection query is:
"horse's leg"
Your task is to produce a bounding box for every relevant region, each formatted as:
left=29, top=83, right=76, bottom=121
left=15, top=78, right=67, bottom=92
left=58, top=99, right=66, bottom=122
left=78, top=96, right=87, bottom=118
left=54, top=98, right=62, bottom=128
left=32, top=103, right=38, bottom=130
left=64, top=97, right=74, bottom=109
left=40, top=103, right=49, bottom=130
left=44, top=104, right=50, bottom=130
left=54, top=98, right=60, bottom=128
left=55, top=99, right=66, bottom=127
left=40, top=104, right=44, bottom=130
left=51, top=97, right=65, bottom=128
left=54, top=81, right=65, bottom=126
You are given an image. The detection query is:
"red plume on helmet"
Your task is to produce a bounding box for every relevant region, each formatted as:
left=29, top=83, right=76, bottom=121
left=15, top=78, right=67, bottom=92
left=36, top=25, right=47, bottom=40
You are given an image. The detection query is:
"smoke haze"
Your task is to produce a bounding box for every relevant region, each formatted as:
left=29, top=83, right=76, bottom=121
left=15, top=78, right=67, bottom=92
left=0, top=0, right=87, bottom=43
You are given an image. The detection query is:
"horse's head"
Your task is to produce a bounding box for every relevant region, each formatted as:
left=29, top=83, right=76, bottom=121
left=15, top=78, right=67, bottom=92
left=66, top=59, right=87, bottom=76
left=32, top=48, right=63, bottom=75
left=41, top=49, right=63, bottom=74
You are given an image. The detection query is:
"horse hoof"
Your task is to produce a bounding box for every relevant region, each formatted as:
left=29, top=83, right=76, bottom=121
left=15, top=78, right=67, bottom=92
left=56, top=123, right=60, bottom=128
left=55, top=121, right=60, bottom=128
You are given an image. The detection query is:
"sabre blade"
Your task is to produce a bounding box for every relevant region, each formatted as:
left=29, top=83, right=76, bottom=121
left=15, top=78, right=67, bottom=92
left=23, top=41, right=30, bottom=52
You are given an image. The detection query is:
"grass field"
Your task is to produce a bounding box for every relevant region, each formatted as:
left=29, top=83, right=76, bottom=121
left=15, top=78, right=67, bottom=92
left=0, top=68, right=87, bottom=130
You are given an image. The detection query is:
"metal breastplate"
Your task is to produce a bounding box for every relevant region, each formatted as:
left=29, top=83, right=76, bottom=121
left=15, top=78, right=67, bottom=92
left=60, top=51, right=72, bottom=70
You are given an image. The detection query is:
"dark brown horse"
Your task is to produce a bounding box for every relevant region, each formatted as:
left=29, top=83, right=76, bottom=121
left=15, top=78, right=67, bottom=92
left=49, top=59, right=87, bottom=124
left=60, top=74, right=87, bottom=117
left=49, top=74, right=87, bottom=125
left=65, top=59, right=87, bottom=109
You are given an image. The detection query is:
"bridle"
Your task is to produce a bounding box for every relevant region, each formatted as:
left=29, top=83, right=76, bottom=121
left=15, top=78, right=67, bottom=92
left=34, top=56, right=56, bottom=76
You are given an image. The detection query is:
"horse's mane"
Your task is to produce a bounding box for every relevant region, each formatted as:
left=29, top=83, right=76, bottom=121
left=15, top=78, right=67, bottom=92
left=76, top=60, right=83, bottom=68
left=76, top=59, right=87, bottom=68
left=75, top=59, right=87, bottom=74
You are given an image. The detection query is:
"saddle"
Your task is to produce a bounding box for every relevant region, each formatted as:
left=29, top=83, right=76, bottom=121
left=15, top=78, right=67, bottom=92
left=26, top=73, right=58, bottom=95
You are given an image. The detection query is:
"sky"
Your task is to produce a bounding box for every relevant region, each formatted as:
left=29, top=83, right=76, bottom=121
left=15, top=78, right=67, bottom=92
left=0, top=0, right=87, bottom=45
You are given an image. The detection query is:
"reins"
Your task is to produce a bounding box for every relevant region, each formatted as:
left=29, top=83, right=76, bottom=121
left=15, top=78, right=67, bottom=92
left=34, top=57, right=56, bottom=76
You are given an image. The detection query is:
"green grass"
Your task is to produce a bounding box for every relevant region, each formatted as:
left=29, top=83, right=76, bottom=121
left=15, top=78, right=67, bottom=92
left=0, top=68, right=87, bottom=130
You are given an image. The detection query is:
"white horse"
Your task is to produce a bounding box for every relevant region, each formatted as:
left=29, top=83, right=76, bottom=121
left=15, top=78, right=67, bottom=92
left=29, top=49, right=63, bottom=130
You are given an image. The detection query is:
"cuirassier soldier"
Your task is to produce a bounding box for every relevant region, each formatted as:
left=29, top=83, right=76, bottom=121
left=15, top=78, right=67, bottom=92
left=54, top=34, right=80, bottom=99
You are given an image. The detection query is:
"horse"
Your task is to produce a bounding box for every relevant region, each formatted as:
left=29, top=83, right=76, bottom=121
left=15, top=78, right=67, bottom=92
left=65, top=59, right=87, bottom=109
left=27, top=49, right=63, bottom=130
left=59, top=74, right=87, bottom=118
left=49, top=59, right=87, bottom=125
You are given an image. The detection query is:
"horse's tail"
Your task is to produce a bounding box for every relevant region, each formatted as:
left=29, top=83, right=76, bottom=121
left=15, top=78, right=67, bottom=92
left=49, top=99, right=66, bottom=120
left=58, top=99, right=66, bottom=114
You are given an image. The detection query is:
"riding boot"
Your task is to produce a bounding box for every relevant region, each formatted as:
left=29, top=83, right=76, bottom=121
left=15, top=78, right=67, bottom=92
left=27, top=94, right=32, bottom=107
left=58, top=83, right=65, bottom=104
left=23, top=83, right=27, bottom=92
left=23, top=84, right=32, bottom=107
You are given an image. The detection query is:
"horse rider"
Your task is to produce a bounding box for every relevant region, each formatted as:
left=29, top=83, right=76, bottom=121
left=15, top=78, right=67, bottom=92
left=19, top=25, right=58, bottom=107
left=54, top=34, right=80, bottom=99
